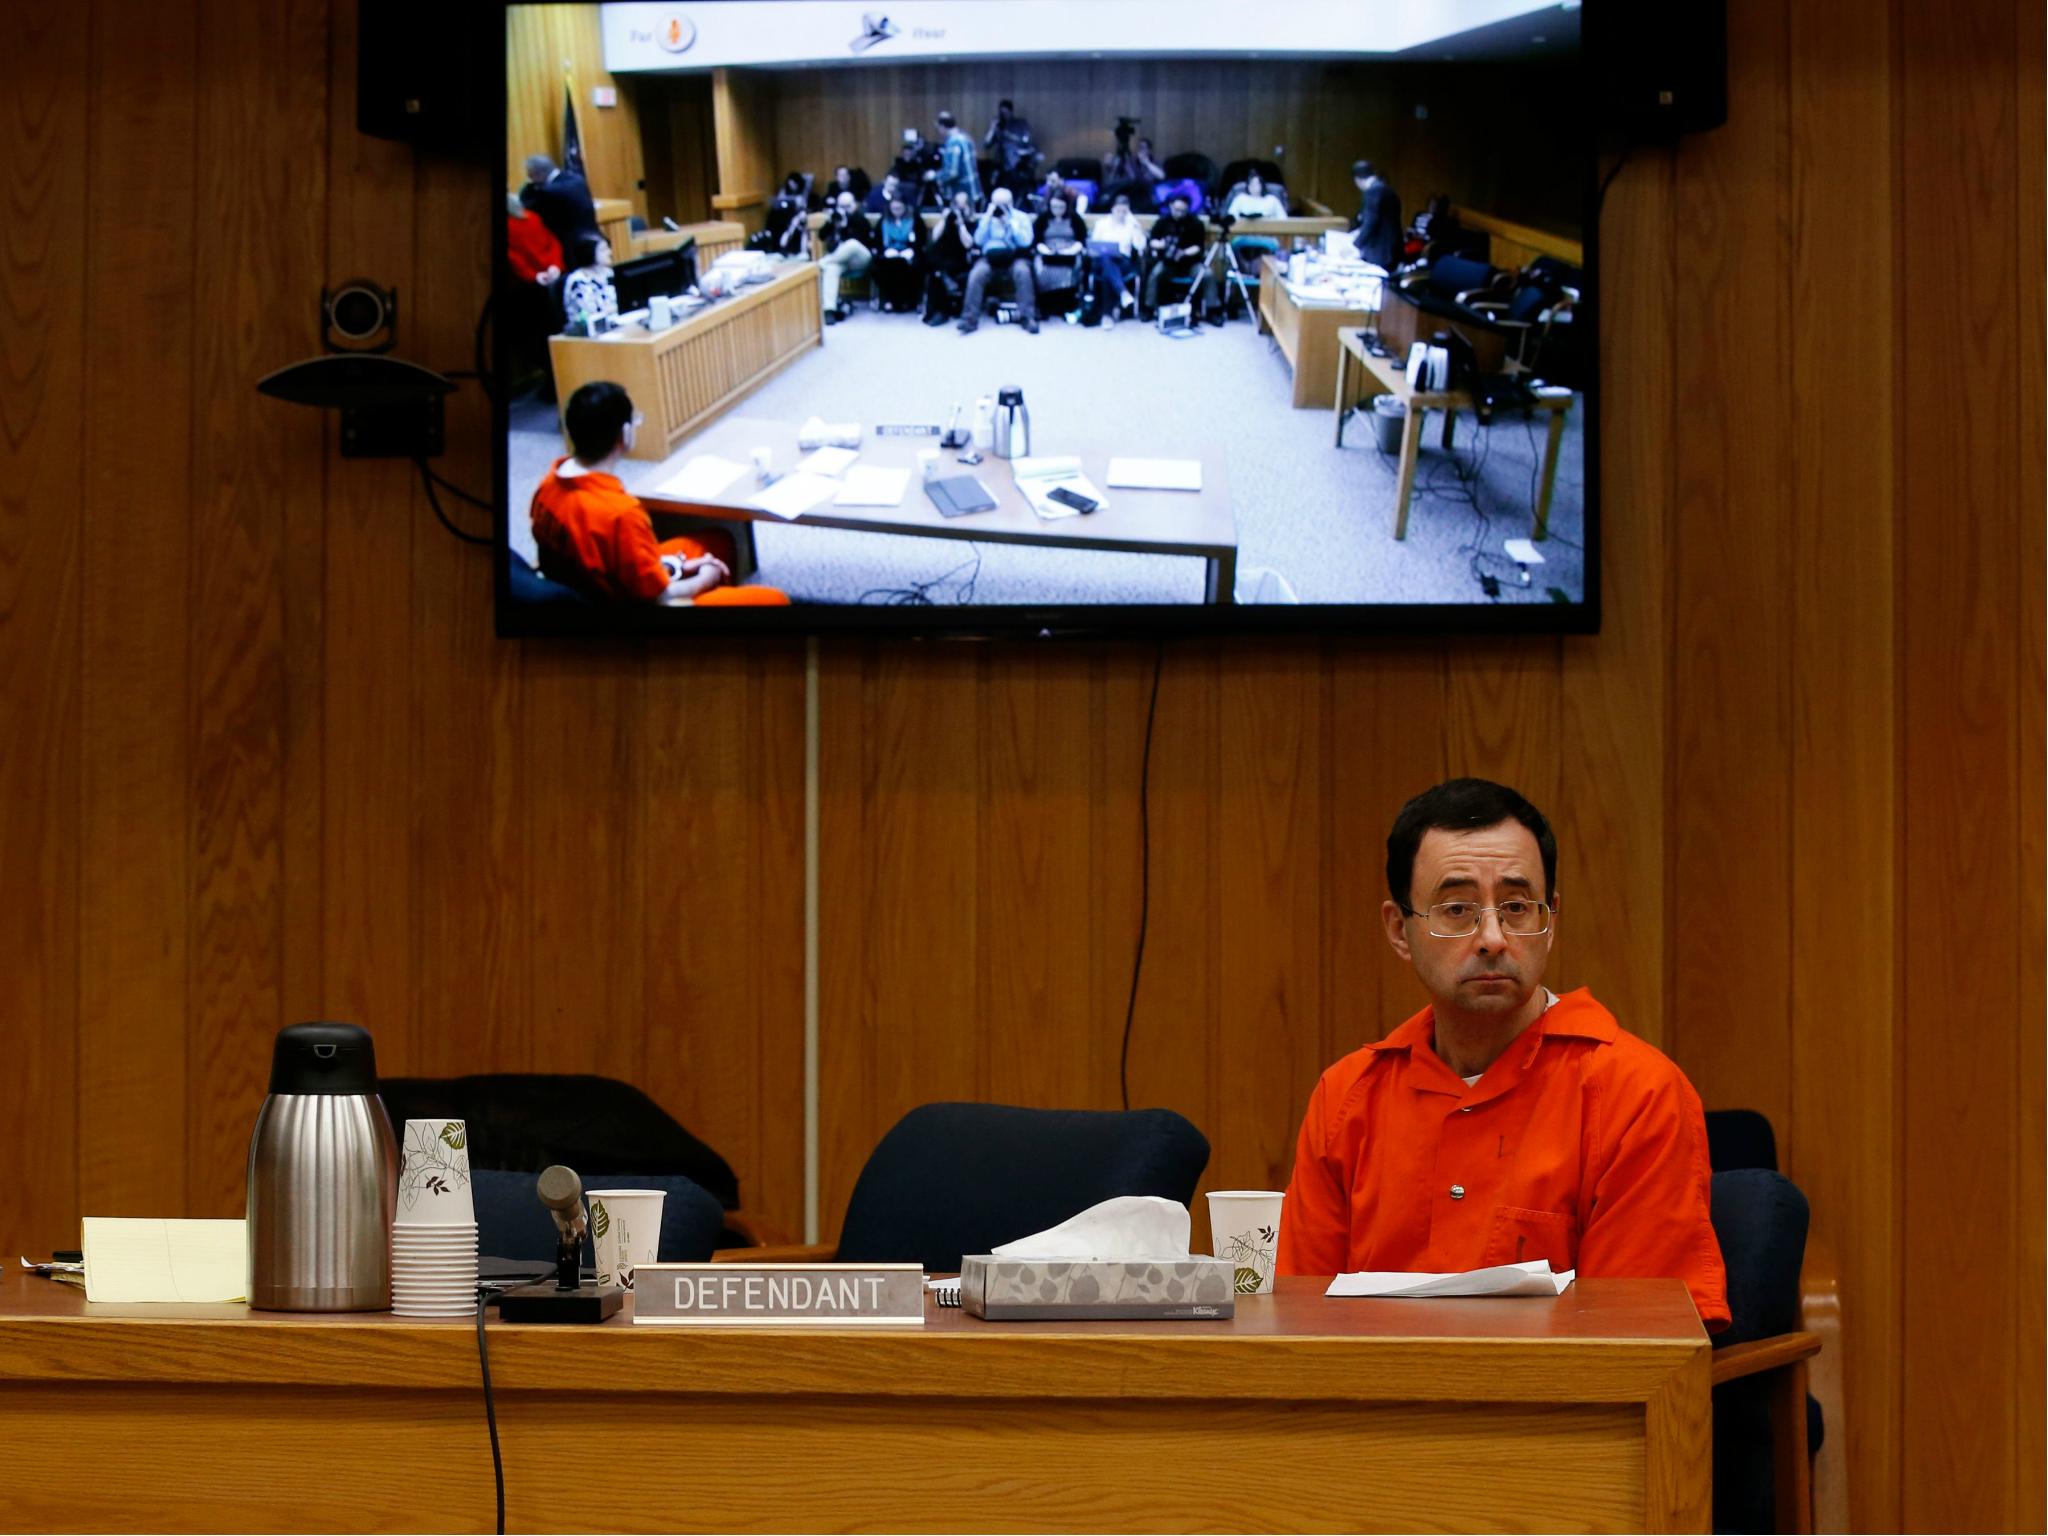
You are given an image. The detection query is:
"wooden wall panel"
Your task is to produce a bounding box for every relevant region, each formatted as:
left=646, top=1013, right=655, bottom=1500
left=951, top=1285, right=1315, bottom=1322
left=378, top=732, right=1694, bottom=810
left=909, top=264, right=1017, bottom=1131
left=1898, top=0, right=2025, bottom=1524
left=2014, top=11, right=2046, bottom=1532
left=1555, top=147, right=1669, bottom=1048
left=711, top=67, right=778, bottom=226
left=325, top=0, right=417, bottom=1074
left=1666, top=0, right=1794, bottom=1134
left=407, top=145, right=527, bottom=1081
left=76, top=0, right=194, bottom=1224
left=1784, top=0, right=1901, bottom=1526
left=505, top=2, right=649, bottom=213
left=185, top=0, right=330, bottom=1221
left=0, top=6, right=2041, bottom=1529
left=0, top=2, right=86, bottom=1253
left=638, top=645, right=808, bottom=1226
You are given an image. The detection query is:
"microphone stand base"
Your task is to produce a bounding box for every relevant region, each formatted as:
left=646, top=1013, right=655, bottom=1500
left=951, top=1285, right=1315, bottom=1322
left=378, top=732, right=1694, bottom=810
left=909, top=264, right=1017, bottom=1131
left=496, top=1282, right=626, bottom=1324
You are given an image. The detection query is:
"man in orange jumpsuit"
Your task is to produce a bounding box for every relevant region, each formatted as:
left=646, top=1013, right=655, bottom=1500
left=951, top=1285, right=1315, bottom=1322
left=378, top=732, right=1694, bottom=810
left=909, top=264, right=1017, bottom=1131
left=530, top=382, right=789, bottom=607
left=1278, top=777, right=1729, bottom=1331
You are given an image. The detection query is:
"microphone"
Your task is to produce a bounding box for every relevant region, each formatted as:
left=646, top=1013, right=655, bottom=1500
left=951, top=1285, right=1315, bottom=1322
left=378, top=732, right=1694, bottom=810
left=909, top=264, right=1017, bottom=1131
left=536, top=1164, right=586, bottom=1289
left=662, top=216, right=681, bottom=232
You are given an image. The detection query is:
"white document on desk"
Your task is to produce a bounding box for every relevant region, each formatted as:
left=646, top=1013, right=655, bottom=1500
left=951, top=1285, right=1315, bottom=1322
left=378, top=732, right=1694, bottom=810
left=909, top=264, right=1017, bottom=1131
left=747, top=472, right=840, bottom=520
left=833, top=465, right=910, bottom=507
left=1106, top=457, right=1202, bottom=491
left=796, top=445, right=861, bottom=478
left=652, top=455, right=749, bottom=502
left=1011, top=455, right=1106, bottom=520
left=81, top=1217, right=248, bottom=1303
left=1325, top=1259, right=1574, bottom=1298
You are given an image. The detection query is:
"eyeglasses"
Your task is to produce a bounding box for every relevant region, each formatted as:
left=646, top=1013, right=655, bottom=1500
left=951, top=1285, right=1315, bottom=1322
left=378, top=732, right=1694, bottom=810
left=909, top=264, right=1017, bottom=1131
left=1399, top=899, right=1554, bottom=938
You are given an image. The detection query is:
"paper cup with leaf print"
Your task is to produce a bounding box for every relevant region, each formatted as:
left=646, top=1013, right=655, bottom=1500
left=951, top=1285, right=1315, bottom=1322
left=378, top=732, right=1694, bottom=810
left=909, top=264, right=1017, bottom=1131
left=1207, top=1190, right=1285, bottom=1296
left=394, top=1119, right=475, bottom=1225
left=588, top=1189, right=665, bottom=1289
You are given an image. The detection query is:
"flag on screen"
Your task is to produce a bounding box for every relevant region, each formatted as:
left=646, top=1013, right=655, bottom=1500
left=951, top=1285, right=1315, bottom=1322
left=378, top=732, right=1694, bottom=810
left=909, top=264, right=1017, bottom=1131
left=561, top=77, right=585, bottom=177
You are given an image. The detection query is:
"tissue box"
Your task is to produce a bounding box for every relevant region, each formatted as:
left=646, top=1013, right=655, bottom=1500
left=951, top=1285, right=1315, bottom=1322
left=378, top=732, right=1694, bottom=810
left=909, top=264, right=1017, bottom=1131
left=959, top=1256, right=1235, bottom=1321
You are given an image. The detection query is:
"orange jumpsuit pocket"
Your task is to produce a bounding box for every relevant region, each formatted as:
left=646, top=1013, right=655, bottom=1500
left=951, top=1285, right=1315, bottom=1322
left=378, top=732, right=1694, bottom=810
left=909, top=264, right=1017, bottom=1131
left=1483, top=1205, right=1578, bottom=1270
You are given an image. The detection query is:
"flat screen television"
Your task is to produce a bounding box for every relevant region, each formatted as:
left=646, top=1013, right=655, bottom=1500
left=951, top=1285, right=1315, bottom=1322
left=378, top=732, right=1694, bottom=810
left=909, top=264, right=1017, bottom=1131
left=496, top=0, right=1597, bottom=635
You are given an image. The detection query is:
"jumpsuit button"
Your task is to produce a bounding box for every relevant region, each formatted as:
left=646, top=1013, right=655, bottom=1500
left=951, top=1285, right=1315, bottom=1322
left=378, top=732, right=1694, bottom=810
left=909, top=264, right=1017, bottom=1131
left=1449, top=1184, right=1466, bottom=1200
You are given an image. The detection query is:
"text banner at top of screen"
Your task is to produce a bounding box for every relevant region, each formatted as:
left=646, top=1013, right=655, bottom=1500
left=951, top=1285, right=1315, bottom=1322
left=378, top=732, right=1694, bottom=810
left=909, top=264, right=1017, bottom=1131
left=597, top=0, right=1564, bottom=73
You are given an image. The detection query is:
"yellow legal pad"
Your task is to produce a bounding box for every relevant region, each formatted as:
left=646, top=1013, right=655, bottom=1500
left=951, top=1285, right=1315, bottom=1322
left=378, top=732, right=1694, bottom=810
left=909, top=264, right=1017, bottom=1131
left=80, top=1217, right=248, bottom=1303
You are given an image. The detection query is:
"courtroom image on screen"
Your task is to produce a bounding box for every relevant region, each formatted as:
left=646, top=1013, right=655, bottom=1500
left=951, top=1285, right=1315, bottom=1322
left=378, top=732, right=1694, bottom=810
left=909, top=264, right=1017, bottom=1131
left=499, top=1, right=1592, bottom=619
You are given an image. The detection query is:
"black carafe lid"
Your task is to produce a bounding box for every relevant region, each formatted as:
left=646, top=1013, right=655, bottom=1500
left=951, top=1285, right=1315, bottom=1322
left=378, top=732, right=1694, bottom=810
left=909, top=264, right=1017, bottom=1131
left=268, top=1022, right=379, bottom=1095
left=998, top=385, right=1024, bottom=406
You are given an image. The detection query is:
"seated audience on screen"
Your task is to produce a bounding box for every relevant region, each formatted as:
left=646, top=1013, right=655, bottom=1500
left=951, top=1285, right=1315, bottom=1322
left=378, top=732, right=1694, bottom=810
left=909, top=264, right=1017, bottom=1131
left=1142, top=192, right=1211, bottom=319
left=1029, top=169, right=1086, bottom=216
left=1086, top=193, right=1143, bottom=326
left=936, top=112, right=982, bottom=206
left=871, top=194, right=928, bottom=313
left=560, top=237, right=619, bottom=332
left=959, top=187, right=1038, bottom=334
left=1032, top=192, right=1088, bottom=316
left=531, top=384, right=789, bottom=607
left=818, top=192, right=875, bottom=323
left=758, top=172, right=813, bottom=257
left=922, top=190, right=978, bottom=326
left=1407, top=193, right=1476, bottom=265
left=863, top=172, right=904, bottom=215
left=1101, top=135, right=1164, bottom=204
left=1277, top=778, right=1728, bottom=1333
left=1351, top=159, right=1403, bottom=270
left=521, top=153, right=599, bottom=259
left=824, top=164, right=870, bottom=206
left=1224, top=172, right=1287, bottom=221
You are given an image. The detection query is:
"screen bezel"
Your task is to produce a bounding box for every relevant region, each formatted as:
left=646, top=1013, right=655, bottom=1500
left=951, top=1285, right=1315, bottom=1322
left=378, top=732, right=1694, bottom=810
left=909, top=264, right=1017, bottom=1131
left=491, top=4, right=1601, bottom=639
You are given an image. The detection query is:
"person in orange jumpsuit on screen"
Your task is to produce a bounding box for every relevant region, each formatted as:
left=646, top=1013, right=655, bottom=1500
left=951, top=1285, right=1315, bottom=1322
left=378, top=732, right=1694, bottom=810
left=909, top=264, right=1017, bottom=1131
left=1278, top=777, right=1729, bottom=1332
left=529, top=382, right=788, bottom=607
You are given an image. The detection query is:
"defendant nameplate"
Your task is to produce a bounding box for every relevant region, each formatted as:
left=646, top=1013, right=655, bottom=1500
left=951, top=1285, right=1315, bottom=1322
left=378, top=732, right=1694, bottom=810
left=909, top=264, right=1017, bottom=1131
left=633, top=1264, right=926, bottom=1326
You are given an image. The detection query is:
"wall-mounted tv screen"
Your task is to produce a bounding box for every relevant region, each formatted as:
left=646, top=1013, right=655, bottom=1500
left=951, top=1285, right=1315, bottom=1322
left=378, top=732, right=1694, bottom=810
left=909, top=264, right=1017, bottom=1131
left=497, top=0, right=1596, bottom=634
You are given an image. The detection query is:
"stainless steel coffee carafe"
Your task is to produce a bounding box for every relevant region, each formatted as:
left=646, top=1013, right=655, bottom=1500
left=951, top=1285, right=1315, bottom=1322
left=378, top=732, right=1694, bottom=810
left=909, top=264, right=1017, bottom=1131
left=993, top=385, right=1031, bottom=460
left=246, top=1022, right=398, bottom=1311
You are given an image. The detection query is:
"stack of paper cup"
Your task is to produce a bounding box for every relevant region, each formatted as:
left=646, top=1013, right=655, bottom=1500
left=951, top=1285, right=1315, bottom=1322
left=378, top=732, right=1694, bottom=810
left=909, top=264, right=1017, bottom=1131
left=390, top=1118, right=478, bottom=1317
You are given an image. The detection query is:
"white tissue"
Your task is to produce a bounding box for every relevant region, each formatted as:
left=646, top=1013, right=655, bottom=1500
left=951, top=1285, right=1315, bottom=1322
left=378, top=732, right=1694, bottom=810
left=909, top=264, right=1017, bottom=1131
left=990, top=1196, right=1191, bottom=1260
left=797, top=416, right=862, bottom=450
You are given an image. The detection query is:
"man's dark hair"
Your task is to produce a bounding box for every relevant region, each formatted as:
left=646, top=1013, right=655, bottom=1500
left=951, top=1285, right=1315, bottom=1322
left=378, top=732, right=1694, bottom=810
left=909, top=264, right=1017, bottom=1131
left=1353, top=159, right=1375, bottom=180
left=1385, top=778, right=1557, bottom=907
left=564, top=381, right=633, bottom=464
left=998, top=98, right=1013, bottom=111
left=937, top=110, right=957, bottom=129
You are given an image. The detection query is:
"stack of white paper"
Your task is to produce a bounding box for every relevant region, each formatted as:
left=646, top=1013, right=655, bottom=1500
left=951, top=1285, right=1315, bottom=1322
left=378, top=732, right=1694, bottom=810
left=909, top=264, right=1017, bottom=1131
left=796, top=445, right=860, bottom=478
left=81, top=1217, right=249, bottom=1303
left=1106, top=457, right=1202, bottom=491
left=833, top=466, right=911, bottom=507
left=1324, top=1259, right=1574, bottom=1298
left=1011, top=455, right=1107, bottom=519
left=747, top=472, right=840, bottom=520
left=651, top=455, right=749, bottom=502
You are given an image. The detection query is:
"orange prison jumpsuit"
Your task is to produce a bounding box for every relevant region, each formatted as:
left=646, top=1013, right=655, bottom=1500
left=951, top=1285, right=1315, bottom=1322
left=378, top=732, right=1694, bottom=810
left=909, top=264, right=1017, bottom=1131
left=529, top=458, right=789, bottom=606
left=1278, top=988, right=1729, bottom=1331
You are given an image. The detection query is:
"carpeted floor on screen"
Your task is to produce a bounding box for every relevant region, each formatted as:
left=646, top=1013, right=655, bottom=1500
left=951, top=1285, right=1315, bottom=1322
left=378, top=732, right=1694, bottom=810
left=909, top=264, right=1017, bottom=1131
left=507, top=304, right=1586, bottom=608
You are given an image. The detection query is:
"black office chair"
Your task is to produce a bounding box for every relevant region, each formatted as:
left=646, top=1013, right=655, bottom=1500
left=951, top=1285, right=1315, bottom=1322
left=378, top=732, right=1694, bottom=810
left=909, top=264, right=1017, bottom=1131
left=833, top=1102, right=1211, bottom=1272
left=470, top=1167, right=725, bottom=1265
left=1709, top=1167, right=1823, bottom=1534
left=379, top=1074, right=784, bottom=1248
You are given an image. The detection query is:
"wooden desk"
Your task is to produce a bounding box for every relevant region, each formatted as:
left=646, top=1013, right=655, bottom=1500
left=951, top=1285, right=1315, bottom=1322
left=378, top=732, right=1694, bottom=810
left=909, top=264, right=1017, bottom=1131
left=633, top=219, right=747, bottom=265
left=548, top=262, right=821, bottom=461
left=1334, top=329, right=1574, bottom=541
left=0, top=1273, right=1708, bottom=1532
left=639, top=418, right=1240, bottom=604
left=1255, top=256, right=1380, bottom=409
